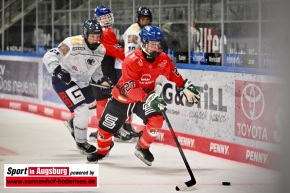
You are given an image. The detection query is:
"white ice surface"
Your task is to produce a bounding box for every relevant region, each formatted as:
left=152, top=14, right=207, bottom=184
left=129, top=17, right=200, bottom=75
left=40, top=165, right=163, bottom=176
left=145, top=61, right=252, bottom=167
left=0, top=108, right=280, bottom=193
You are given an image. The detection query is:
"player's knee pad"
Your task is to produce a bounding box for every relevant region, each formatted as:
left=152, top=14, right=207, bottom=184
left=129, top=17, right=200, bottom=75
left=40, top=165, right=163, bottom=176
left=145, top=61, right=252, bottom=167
left=74, top=104, right=90, bottom=128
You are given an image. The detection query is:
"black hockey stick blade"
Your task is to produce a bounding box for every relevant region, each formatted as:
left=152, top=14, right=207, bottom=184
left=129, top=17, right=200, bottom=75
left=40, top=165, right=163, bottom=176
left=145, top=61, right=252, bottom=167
left=175, top=178, right=196, bottom=191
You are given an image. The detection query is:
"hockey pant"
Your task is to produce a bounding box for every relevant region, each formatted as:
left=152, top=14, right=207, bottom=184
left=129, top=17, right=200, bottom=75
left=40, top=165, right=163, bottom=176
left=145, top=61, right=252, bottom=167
left=97, top=98, right=164, bottom=155
left=52, top=76, right=96, bottom=143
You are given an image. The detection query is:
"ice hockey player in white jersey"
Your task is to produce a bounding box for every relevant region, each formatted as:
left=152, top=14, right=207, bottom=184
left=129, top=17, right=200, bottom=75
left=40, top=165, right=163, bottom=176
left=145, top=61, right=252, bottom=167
left=43, top=19, right=106, bottom=154
left=123, top=6, right=152, bottom=57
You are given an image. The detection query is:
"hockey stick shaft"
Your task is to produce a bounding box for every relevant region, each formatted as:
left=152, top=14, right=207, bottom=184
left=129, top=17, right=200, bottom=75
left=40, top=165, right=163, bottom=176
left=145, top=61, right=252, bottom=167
left=161, top=110, right=196, bottom=184
left=89, top=82, right=110, bottom=89
left=70, top=78, right=110, bottom=89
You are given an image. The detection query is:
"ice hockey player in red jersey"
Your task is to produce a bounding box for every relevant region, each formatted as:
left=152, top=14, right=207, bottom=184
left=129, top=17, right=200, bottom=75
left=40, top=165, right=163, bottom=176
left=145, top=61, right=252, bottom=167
left=87, top=25, right=200, bottom=166
left=90, top=5, right=137, bottom=142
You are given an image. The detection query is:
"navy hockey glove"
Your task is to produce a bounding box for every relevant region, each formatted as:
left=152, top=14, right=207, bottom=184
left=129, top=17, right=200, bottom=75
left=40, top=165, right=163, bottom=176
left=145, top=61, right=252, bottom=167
left=145, top=92, right=167, bottom=113
left=180, top=79, right=200, bottom=103
left=54, top=65, right=71, bottom=84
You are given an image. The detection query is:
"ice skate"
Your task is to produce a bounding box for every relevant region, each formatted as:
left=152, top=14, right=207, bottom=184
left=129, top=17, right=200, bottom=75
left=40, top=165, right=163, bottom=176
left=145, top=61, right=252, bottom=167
left=87, top=151, right=107, bottom=163
left=134, top=141, right=154, bottom=166
left=76, top=142, right=96, bottom=155
left=123, top=123, right=141, bottom=138
left=63, top=118, right=75, bottom=139
left=89, top=131, right=98, bottom=141
left=113, top=127, right=134, bottom=143
left=87, top=142, right=114, bottom=163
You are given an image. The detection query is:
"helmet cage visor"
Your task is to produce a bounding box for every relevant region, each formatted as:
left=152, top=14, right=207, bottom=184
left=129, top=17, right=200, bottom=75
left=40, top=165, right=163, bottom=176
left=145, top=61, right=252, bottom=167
left=142, top=40, right=162, bottom=57
left=96, top=13, right=114, bottom=27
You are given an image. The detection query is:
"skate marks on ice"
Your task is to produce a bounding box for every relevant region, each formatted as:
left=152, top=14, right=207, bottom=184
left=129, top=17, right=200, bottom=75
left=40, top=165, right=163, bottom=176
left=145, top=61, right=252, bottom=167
left=0, top=108, right=279, bottom=193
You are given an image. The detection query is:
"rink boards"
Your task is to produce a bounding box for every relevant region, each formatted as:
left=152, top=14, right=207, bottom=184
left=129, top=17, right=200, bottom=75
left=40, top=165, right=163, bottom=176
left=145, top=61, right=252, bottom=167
left=0, top=53, right=280, bottom=169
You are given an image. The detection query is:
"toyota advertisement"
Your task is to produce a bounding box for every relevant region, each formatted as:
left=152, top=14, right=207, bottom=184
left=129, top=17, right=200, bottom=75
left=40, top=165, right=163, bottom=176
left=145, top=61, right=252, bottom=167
left=235, top=80, right=280, bottom=143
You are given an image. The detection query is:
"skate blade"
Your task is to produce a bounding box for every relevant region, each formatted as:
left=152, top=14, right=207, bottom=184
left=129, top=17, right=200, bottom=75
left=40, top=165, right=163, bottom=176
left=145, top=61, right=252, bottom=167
left=87, top=157, right=99, bottom=163
left=134, top=150, right=152, bottom=166
left=77, top=145, right=97, bottom=155
left=78, top=149, right=96, bottom=155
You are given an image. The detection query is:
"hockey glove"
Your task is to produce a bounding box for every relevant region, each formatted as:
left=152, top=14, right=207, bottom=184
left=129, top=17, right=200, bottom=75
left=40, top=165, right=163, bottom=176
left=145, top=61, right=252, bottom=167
left=181, top=79, right=200, bottom=104
left=93, top=76, right=114, bottom=95
left=54, top=65, right=71, bottom=84
left=145, top=92, right=167, bottom=113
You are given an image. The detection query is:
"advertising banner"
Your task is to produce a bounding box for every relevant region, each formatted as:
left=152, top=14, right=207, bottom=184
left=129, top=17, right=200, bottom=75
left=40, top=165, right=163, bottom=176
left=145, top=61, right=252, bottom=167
left=224, top=54, right=243, bottom=67
left=175, top=52, right=189, bottom=63
left=235, top=80, right=280, bottom=143
left=190, top=52, right=207, bottom=65
left=206, top=53, right=222, bottom=65
left=42, top=65, right=63, bottom=104
left=0, top=60, right=38, bottom=98
left=159, top=71, right=232, bottom=142
left=157, top=69, right=279, bottom=149
left=4, top=164, right=99, bottom=188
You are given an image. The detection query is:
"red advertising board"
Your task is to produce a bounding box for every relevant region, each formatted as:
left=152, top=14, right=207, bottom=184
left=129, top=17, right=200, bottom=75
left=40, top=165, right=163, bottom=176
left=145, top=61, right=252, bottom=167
left=235, top=80, right=280, bottom=143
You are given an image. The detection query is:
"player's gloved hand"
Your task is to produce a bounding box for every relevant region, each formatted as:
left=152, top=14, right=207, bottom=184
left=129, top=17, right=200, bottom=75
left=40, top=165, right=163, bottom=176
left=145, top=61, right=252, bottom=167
left=92, top=76, right=114, bottom=95
left=54, top=65, right=71, bottom=84
left=96, top=76, right=114, bottom=88
left=118, top=39, right=124, bottom=47
left=180, top=79, right=200, bottom=103
left=145, top=92, right=167, bottom=113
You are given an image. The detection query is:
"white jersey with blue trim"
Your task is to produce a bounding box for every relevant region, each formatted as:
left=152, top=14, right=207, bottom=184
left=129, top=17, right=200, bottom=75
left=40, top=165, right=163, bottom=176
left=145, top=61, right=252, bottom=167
left=123, top=23, right=142, bottom=57
left=43, top=35, right=106, bottom=88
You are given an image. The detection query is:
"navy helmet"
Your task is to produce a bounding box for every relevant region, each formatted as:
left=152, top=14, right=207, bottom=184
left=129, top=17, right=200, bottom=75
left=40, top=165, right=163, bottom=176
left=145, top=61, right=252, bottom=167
left=83, top=19, right=102, bottom=50
left=83, top=19, right=102, bottom=36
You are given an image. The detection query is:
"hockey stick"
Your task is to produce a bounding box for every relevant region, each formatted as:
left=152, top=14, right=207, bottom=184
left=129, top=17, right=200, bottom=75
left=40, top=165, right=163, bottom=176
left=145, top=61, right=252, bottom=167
left=89, top=82, right=110, bottom=89
left=70, top=78, right=110, bottom=89
left=161, top=108, right=196, bottom=191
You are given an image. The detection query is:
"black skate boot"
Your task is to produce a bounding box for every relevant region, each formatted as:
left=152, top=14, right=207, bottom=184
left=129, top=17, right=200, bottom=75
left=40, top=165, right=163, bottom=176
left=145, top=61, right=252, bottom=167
left=114, top=127, right=134, bottom=143
left=63, top=118, right=75, bottom=139
left=87, top=151, right=106, bottom=163
left=134, top=141, right=154, bottom=166
left=87, top=142, right=114, bottom=163
left=76, top=142, right=96, bottom=155
left=89, top=131, right=98, bottom=141
left=123, top=123, right=141, bottom=138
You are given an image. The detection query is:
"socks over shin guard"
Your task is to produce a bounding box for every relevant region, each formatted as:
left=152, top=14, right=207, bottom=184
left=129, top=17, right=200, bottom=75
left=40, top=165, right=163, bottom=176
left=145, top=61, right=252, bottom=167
left=97, top=128, right=114, bottom=155
left=139, top=127, right=159, bottom=149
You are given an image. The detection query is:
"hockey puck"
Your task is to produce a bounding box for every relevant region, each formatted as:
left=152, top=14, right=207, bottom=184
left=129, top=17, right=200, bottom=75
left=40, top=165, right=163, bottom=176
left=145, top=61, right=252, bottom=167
left=222, top=182, right=231, bottom=186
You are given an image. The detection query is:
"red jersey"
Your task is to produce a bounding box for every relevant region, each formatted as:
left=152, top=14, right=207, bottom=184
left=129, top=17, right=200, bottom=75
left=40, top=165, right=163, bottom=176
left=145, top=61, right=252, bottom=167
left=112, top=49, right=185, bottom=104
left=100, top=27, right=125, bottom=60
